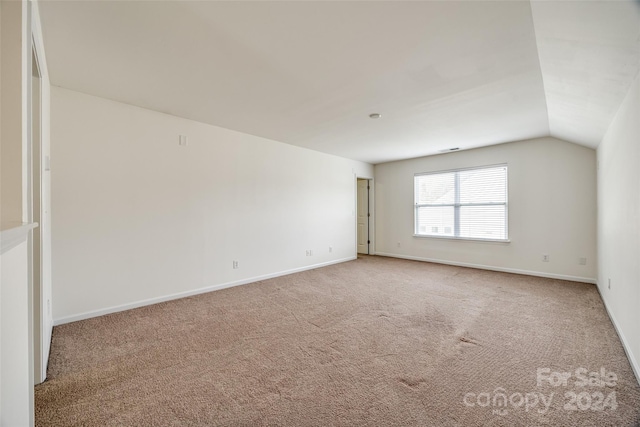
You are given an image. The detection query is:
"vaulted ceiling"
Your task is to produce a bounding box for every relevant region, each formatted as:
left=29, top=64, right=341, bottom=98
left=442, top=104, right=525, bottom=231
left=39, top=1, right=640, bottom=164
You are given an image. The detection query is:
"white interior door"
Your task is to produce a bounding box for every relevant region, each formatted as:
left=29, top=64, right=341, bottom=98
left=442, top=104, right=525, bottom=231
left=357, top=179, right=369, bottom=254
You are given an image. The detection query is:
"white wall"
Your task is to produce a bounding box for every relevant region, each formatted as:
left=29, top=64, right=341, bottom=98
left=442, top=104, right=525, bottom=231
left=0, top=0, right=42, bottom=424
left=597, top=72, right=640, bottom=379
left=374, top=137, right=597, bottom=282
left=1, top=0, right=24, bottom=224
left=51, top=87, right=373, bottom=323
left=1, top=239, right=32, bottom=427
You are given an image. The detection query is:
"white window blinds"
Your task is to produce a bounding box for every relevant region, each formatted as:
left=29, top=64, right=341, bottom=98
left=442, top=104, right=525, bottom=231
left=414, top=165, right=508, bottom=241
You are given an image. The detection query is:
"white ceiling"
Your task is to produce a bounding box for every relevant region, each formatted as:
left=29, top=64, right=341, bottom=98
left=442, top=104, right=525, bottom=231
left=38, top=1, right=640, bottom=164
left=531, top=1, right=640, bottom=148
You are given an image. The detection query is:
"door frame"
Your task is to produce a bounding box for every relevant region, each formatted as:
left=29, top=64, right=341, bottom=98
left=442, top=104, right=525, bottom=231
left=29, top=42, right=44, bottom=385
left=29, top=1, right=53, bottom=385
left=355, top=175, right=375, bottom=256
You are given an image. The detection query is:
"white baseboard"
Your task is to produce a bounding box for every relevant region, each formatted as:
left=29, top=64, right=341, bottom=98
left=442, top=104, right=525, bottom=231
left=53, top=256, right=356, bottom=326
left=375, top=252, right=597, bottom=284
left=595, top=283, right=640, bottom=387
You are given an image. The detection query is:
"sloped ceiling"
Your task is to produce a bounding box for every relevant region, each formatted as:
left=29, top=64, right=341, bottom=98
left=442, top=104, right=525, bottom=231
left=531, top=1, right=640, bottom=148
left=38, top=1, right=640, bottom=164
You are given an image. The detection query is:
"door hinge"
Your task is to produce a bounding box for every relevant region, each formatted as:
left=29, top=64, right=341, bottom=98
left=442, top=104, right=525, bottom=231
left=367, top=240, right=370, bottom=244
left=367, top=186, right=370, bottom=190
left=367, top=213, right=370, bottom=217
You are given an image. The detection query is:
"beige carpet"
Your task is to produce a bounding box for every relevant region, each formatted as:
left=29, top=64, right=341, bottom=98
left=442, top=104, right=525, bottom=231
left=36, top=256, right=640, bottom=426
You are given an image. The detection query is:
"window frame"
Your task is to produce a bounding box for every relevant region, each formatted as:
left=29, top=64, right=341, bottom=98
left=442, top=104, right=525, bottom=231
left=413, top=163, right=510, bottom=243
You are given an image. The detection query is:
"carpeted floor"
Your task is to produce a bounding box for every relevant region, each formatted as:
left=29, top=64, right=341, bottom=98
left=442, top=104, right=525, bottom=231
left=36, top=256, right=640, bottom=426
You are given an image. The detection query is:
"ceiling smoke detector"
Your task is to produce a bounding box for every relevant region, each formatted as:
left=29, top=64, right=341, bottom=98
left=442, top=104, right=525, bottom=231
left=369, top=113, right=382, bottom=119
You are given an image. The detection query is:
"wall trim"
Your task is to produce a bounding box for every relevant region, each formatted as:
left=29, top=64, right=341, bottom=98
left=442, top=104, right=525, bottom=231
left=375, top=252, right=596, bottom=284
left=595, top=283, right=640, bottom=387
left=53, top=256, right=356, bottom=326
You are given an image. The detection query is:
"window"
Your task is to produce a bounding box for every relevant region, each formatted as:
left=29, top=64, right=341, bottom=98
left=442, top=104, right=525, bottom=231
left=414, top=164, right=508, bottom=241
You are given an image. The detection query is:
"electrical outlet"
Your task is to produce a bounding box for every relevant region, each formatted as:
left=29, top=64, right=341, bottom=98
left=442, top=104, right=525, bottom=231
left=309, top=250, right=313, bottom=256
left=579, top=257, right=587, bottom=265
left=542, top=254, right=549, bottom=262
left=232, top=260, right=239, bottom=269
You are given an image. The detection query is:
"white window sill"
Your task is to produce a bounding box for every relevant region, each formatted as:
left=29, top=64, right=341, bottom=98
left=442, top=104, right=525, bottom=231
left=413, top=234, right=510, bottom=244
